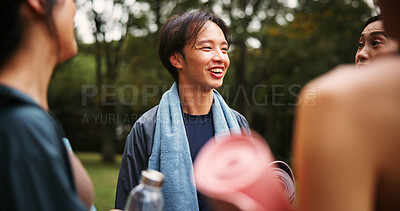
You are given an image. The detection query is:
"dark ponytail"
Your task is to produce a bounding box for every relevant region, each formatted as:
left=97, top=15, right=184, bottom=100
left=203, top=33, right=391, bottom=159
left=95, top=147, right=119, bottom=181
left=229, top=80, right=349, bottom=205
left=0, top=0, right=58, bottom=69
left=0, top=0, right=24, bottom=68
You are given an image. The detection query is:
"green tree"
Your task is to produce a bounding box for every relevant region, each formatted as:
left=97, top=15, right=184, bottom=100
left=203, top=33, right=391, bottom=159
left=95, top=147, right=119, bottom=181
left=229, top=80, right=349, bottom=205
left=49, top=0, right=374, bottom=163
left=246, top=0, right=372, bottom=160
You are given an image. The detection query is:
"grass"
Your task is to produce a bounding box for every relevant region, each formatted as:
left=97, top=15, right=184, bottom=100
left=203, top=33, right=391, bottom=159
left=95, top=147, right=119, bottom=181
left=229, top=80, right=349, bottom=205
left=76, top=152, right=122, bottom=211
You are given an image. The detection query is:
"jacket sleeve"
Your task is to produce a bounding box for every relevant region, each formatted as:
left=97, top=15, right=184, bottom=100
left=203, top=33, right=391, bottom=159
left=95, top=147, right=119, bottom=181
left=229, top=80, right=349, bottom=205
left=231, top=109, right=251, bottom=134
left=114, top=106, right=158, bottom=210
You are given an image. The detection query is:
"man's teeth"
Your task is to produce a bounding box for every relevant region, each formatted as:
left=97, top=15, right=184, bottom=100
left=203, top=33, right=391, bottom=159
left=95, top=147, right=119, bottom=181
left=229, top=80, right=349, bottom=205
left=210, top=68, right=223, bottom=73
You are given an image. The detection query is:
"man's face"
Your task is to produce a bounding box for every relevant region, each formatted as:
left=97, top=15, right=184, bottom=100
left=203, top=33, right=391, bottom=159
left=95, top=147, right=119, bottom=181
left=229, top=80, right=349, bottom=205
left=176, top=21, right=230, bottom=91
left=355, top=20, right=399, bottom=67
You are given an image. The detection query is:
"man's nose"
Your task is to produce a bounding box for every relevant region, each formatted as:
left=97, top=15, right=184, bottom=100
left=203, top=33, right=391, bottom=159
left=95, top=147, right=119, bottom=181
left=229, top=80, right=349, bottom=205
left=357, top=46, right=370, bottom=63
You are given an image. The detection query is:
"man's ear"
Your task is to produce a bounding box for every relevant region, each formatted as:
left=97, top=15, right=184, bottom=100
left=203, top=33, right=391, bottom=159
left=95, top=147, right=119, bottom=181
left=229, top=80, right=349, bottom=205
left=25, top=0, right=46, bottom=16
left=169, top=52, right=183, bottom=69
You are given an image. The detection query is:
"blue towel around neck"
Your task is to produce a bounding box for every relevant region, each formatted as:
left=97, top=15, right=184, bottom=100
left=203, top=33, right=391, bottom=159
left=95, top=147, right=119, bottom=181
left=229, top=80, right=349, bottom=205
left=148, top=82, right=241, bottom=210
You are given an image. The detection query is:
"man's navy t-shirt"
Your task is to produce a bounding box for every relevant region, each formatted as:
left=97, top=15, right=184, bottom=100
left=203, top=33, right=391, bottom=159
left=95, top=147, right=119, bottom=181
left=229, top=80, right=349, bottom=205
left=183, top=111, right=214, bottom=211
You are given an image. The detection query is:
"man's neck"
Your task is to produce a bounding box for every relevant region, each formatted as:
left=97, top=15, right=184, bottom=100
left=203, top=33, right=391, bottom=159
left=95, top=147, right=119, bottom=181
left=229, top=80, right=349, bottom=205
left=178, top=83, right=213, bottom=115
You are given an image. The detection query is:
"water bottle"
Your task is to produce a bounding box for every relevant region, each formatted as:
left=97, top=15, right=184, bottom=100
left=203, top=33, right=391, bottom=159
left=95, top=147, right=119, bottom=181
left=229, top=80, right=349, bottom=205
left=124, top=170, right=165, bottom=211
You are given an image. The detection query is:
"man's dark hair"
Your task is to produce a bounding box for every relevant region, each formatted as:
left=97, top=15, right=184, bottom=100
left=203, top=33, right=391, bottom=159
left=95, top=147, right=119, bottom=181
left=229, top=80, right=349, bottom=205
left=361, top=15, right=381, bottom=32
left=158, top=10, right=231, bottom=81
left=0, top=0, right=59, bottom=69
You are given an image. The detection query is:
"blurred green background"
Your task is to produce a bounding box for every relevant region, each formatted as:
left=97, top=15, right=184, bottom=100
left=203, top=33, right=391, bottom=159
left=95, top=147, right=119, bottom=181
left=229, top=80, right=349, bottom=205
left=49, top=0, right=377, bottom=209
left=76, top=152, right=121, bottom=211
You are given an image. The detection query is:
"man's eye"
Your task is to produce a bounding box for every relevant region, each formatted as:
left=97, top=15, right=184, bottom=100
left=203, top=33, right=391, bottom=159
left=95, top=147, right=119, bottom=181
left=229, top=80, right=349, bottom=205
left=358, top=43, right=364, bottom=49
left=202, top=47, right=212, bottom=50
left=222, top=48, right=228, bottom=53
left=372, top=40, right=382, bottom=46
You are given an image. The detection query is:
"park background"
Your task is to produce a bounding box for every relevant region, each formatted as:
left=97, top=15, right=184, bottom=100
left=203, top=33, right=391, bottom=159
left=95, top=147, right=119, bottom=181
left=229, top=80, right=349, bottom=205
left=49, top=0, right=377, bottom=210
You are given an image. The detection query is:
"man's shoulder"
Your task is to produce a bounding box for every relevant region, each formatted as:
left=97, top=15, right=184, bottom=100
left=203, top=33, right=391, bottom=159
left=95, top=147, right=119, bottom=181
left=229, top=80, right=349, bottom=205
left=230, top=108, right=249, bottom=128
left=230, top=108, right=244, bottom=119
left=128, top=105, right=159, bottom=138
left=135, top=105, right=159, bottom=125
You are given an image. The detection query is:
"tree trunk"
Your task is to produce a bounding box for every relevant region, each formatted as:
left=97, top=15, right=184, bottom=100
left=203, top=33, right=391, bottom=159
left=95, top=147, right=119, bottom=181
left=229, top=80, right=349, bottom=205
left=235, top=40, right=247, bottom=116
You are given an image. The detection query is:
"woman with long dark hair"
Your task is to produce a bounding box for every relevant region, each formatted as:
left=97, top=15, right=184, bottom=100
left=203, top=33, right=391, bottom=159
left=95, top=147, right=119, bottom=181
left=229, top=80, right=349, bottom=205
left=0, top=0, right=93, bottom=210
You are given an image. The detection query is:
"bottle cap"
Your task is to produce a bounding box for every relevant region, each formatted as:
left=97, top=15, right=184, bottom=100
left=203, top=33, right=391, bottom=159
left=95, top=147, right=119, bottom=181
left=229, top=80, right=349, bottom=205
left=141, top=170, right=165, bottom=188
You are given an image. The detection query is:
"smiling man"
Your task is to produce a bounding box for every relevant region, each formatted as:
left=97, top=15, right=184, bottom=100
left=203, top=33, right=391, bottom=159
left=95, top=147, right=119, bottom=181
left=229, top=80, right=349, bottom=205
left=115, top=11, right=249, bottom=211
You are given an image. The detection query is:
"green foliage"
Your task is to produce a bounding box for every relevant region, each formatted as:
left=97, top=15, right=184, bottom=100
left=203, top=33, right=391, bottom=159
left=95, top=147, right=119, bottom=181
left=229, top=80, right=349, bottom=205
left=76, top=152, right=121, bottom=211
left=49, top=53, right=102, bottom=151
left=220, top=0, right=372, bottom=160
left=49, top=0, right=373, bottom=161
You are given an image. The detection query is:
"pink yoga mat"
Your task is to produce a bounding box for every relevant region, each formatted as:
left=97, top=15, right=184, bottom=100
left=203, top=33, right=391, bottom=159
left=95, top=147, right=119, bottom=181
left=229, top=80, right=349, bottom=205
left=194, top=132, right=293, bottom=211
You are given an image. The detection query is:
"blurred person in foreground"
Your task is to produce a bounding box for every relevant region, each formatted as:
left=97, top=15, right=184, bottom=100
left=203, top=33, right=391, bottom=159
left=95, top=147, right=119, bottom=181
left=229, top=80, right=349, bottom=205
left=355, top=15, right=398, bottom=68
left=0, top=0, right=94, bottom=210
left=293, top=0, right=400, bottom=210
left=193, top=131, right=294, bottom=211
left=115, top=10, right=249, bottom=210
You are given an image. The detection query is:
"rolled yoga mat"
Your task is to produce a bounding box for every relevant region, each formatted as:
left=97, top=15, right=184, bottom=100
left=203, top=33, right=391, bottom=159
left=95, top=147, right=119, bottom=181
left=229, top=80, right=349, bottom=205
left=194, top=132, right=294, bottom=211
left=269, top=160, right=296, bottom=204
